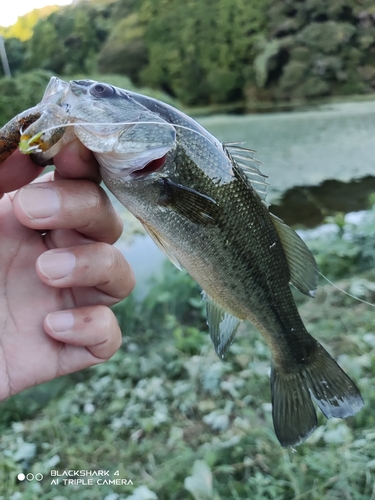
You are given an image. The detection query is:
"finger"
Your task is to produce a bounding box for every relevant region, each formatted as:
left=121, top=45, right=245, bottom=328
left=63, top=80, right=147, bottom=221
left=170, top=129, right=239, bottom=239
left=0, top=150, right=44, bottom=193
left=6, top=171, right=55, bottom=201
left=44, top=306, right=122, bottom=366
left=13, top=179, right=123, bottom=243
left=44, top=228, right=95, bottom=249
left=53, top=139, right=101, bottom=183
left=36, top=243, right=135, bottom=301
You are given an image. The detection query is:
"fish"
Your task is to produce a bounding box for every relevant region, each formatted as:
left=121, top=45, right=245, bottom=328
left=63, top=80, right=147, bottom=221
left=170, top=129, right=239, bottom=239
left=0, top=77, right=364, bottom=447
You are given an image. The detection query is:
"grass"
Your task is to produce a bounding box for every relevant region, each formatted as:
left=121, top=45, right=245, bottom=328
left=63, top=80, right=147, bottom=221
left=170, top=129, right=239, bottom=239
left=2, top=212, right=375, bottom=499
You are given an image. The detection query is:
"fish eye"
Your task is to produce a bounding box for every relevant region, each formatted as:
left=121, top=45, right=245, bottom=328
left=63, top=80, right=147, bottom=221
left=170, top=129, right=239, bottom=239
left=89, top=83, right=115, bottom=98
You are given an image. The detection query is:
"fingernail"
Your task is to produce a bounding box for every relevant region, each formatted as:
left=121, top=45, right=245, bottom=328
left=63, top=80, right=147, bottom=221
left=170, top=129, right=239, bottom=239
left=46, top=311, right=74, bottom=332
left=38, top=252, right=76, bottom=279
left=19, top=186, right=60, bottom=219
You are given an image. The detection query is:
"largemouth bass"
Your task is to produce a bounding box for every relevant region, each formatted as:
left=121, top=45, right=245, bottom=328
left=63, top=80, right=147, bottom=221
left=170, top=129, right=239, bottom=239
left=0, top=77, right=363, bottom=447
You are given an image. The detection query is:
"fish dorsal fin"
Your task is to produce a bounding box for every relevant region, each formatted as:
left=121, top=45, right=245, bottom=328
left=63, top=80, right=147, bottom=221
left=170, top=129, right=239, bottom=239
left=143, top=221, right=183, bottom=271
left=203, top=292, right=242, bottom=359
left=270, top=214, right=318, bottom=297
left=223, top=142, right=269, bottom=206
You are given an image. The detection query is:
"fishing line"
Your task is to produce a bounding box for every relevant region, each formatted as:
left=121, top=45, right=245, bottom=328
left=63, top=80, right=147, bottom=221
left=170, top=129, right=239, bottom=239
left=319, top=271, right=375, bottom=307
left=21, top=120, right=218, bottom=149
left=21, top=120, right=259, bottom=161
left=20, top=119, right=261, bottom=180
left=21, top=115, right=375, bottom=309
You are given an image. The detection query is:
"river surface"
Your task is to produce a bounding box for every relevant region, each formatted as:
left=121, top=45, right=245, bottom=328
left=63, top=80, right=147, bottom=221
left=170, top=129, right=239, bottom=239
left=199, top=100, right=375, bottom=203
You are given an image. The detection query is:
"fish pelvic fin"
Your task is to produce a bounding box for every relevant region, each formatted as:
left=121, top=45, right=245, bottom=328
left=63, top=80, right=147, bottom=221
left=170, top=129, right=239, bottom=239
left=143, top=221, right=183, bottom=271
left=271, top=342, right=363, bottom=448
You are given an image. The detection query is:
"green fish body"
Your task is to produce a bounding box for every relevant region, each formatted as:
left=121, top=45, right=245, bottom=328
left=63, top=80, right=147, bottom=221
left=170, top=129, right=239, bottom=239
left=5, top=78, right=363, bottom=446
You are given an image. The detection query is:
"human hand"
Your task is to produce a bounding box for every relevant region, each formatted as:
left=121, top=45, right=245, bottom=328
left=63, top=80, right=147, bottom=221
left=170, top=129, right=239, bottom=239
left=0, top=140, right=135, bottom=400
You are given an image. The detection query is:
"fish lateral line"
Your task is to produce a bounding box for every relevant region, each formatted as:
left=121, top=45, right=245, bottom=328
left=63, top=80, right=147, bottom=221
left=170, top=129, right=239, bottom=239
left=319, top=271, right=375, bottom=307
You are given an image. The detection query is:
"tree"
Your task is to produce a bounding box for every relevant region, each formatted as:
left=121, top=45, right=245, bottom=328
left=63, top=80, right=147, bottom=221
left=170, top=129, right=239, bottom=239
left=98, top=13, right=148, bottom=83
left=139, top=0, right=268, bottom=105
left=23, top=2, right=114, bottom=75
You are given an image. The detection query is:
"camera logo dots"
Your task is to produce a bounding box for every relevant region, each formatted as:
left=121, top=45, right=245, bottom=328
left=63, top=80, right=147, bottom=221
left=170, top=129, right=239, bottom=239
left=17, top=472, right=43, bottom=481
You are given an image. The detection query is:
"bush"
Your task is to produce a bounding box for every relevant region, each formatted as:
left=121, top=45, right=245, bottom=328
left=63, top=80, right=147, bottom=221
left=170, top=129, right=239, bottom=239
left=0, top=69, right=53, bottom=123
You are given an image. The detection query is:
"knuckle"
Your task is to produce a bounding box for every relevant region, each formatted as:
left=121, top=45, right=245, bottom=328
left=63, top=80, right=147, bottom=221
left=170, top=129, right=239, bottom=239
left=102, top=246, right=135, bottom=298
left=100, top=307, right=122, bottom=355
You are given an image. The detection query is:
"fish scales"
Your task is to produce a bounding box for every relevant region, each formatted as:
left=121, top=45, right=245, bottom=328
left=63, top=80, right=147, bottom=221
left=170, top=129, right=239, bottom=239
left=0, top=77, right=364, bottom=447
left=115, top=141, right=316, bottom=359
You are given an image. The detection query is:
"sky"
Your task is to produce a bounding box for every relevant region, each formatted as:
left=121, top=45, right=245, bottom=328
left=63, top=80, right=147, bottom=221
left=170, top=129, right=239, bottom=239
left=0, top=0, right=73, bottom=27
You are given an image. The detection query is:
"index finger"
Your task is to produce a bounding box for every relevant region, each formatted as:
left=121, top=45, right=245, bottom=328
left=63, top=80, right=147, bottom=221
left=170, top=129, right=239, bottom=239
left=13, top=179, right=123, bottom=244
left=0, top=150, right=44, bottom=194
left=53, top=139, right=102, bottom=184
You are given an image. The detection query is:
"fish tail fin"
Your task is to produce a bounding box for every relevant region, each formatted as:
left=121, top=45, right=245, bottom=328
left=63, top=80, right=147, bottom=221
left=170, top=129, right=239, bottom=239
left=271, top=342, right=363, bottom=447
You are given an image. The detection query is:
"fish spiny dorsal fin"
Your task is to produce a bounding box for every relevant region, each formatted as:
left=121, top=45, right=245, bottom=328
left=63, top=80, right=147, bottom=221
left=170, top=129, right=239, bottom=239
left=202, top=292, right=242, bottom=359
left=223, top=142, right=269, bottom=206
left=270, top=213, right=318, bottom=298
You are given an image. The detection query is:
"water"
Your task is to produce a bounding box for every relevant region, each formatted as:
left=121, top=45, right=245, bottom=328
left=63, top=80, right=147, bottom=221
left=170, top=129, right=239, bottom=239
left=116, top=232, right=166, bottom=298
left=199, top=100, right=375, bottom=203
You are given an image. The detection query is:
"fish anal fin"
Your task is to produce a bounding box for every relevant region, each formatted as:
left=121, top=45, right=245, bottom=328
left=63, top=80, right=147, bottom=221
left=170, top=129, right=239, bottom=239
left=271, top=342, right=363, bottom=448
left=143, top=222, right=183, bottom=271
left=204, top=293, right=241, bottom=359
left=270, top=213, right=318, bottom=298
left=158, top=178, right=222, bottom=226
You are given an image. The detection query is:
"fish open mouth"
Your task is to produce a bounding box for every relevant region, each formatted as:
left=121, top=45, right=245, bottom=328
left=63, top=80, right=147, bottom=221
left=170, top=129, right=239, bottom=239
left=95, top=145, right=172, bottom=179
left=132, top=154, right=167, bottom=177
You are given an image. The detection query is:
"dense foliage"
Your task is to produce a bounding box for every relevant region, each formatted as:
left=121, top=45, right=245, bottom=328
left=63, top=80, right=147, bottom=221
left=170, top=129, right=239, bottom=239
left=2, top=210, right=375, bottom=499
left=1, top=0, right=375, bottom=107
left=0, top=70, right=53, bottom=124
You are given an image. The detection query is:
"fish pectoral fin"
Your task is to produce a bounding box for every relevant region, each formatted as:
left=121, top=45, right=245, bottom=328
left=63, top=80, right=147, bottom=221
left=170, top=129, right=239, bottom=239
left=270, top=213, right=318, bottom=298
left=203, top=292, right=241, bottom=359
left=271, top=342, right=363, bottom=447
left=158, top=178, right=222, bottom=226
left=143, top=222, right=183, bottom=271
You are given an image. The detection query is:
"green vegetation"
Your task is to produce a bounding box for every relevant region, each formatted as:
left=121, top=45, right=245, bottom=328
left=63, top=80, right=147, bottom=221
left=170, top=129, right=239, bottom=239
left=302, top=207, right=375, bottom=280
left=0, top=70, right=53, bottom=124
left=2, top=210, right=375, bottom=499
left=1, top=0, right=375, bottom=108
